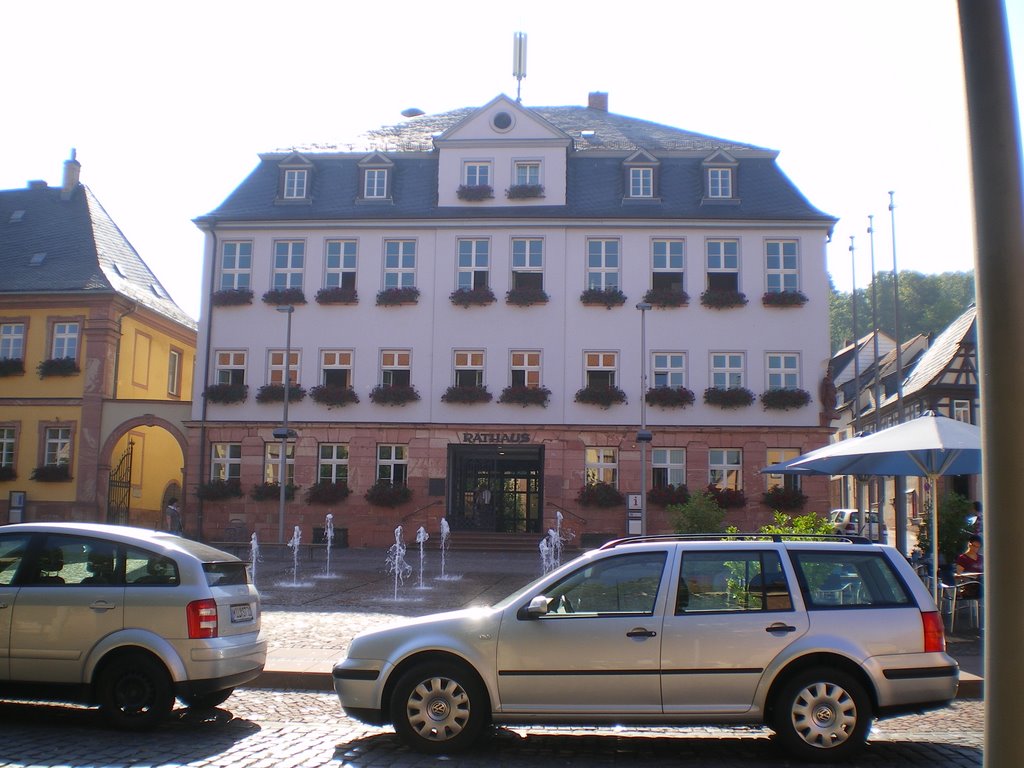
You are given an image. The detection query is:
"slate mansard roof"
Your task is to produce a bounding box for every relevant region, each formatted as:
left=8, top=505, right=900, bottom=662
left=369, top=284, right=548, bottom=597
left=0, top=182, right=195, bottom=329
left=200, top=102, right=835, bottom=227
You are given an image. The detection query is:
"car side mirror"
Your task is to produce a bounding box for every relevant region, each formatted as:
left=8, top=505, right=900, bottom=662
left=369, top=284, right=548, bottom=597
left=518, top=594, right=550, bottom=620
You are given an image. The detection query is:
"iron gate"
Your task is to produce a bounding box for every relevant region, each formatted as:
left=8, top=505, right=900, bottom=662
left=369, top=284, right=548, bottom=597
left=107, top=440, right=133, bottom=525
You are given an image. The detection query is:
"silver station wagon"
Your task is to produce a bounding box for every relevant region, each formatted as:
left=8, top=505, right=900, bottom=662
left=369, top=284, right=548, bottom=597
left=333, top=535, right=957, bottom=762
left=0, top=522, right=266, bottom=728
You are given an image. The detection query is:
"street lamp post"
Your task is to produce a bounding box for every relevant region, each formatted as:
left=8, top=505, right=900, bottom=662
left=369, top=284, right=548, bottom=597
left=636, top=302, right=653, bottom=536
left=274, top=305, right=295, bottom=544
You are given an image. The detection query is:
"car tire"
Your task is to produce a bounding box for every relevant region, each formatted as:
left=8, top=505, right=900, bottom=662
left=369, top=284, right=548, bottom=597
left=389, top=660, right=488, bottom=754
left=772, top=667, right=871, bottom=762
left=180, top=688, right=234, bottom=709
left=98, top=652, right=175, bottom=730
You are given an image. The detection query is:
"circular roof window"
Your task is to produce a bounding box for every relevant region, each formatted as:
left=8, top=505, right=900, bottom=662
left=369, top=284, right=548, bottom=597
left=492, top=111, right=514, bottom=132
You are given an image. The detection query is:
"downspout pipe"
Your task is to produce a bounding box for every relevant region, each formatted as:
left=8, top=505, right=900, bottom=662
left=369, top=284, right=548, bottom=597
left=196, top=220, right=219, bottom=541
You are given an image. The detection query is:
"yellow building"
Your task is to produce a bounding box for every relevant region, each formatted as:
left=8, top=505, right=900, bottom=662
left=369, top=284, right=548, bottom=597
left=0, top=153, right=196, bottom=528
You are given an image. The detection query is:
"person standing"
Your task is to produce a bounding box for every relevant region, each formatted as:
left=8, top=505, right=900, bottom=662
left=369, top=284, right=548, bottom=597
left=164, top=498, right=183, bottom=535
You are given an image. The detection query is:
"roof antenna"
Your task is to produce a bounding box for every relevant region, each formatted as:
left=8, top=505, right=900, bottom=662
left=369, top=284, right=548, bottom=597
left=513, top=31, right=527, bottom=103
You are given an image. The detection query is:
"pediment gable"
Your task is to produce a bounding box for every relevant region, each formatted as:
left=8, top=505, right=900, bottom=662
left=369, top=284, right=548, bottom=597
left=277, top=152, right=313, bottom=169
left=434, top=94, right=572, bottom=144
left=624, top=149, right=659, bottom=166
left=358, top=152, right=394, bottom=168
left=703, top=149, right=738, bottom=166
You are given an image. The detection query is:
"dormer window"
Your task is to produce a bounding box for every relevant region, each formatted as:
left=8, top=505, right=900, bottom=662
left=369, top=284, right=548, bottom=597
left=276, top=154, right=313, bottom=203
left=364, top=169, right=388, bottom=198
left=708, top=168, right=732, bottom=199
left=630, top=167, right=653, bottom=198
left=702, top=150, right=739, bottom=203
left=358, top=153, right=394, bottom=202
left=284, top=169, right=307, bottom=199
left=623, top=150, right=659, bottom=200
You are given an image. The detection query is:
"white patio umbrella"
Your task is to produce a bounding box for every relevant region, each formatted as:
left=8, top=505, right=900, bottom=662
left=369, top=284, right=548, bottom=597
left=784, top=411, right=982, bottom=602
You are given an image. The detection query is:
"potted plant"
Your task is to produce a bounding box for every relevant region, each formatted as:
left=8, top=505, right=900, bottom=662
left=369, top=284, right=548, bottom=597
left=0, top=465, right=16, bottom=482
left=577, top=481, right=625, bottom=508
left=315, top=287, right=359, bottom=305
left=643, top=286, right=690, bottom=308
left=251, top=481, right=296, bottom=501
left=705, top=483, right=747, bottom=509
left=210, top=288, right=254, bottom=307
left=369, top=384, right=421, bottom=405
left=365, top=480, right=412, bottom=507
left=449, top=286, right=497, bottom=307
left=760, top=388, right=812, bottom=410
left=574, top=384, right=627, bottom=408
left=0, top=358, right=25, bottom=377
left=762, top=290, right=808, bottom=308
left=441, top=385, right=493, bottom=404
left=309, top=384, right=359, bottom=407
left=305, top=480, right=351, bottom=505
left=255, top=383, right=307, bottom=403
left=195, top=478, right=243, bottom=500
left=498, top=384, right=551, bottom=407
left=456, top=184, right=494, bottom=201
left=203, top=383, right=248, bottom=404
left=506, top=184, right=545, bottom=199
left=505, top=286, right=549, bottom=306
left=703, top=386, right=755, bottom=408
left=700, top=288, right=748, bottom=309
left=376, top=286, right=420, bottom=306
left=31, top=464, right=71, bottom=482
left=262, top=287, right=306, bottom=305
left=580, top=287, right=627, bottom=309
left=37, top=357, right=79, bottom=378
left=647, top=483, right=690, bottom=507
left=645, top=386, right=696, bottom=408
left=762, top=485, right=808, bottom=511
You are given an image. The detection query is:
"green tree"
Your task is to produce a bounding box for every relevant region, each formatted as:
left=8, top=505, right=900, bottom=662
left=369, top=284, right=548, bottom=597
left=917, top=491, right=973, bottom=566
left=670, top=489, right=726, bottom=534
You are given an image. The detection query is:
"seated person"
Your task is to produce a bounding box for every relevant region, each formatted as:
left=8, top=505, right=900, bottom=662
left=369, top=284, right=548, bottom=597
left=955, top=535, right=983, bottom=600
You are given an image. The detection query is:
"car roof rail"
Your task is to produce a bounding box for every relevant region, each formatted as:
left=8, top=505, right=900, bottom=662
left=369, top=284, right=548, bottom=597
left=597, top=533, right=873, bottom=549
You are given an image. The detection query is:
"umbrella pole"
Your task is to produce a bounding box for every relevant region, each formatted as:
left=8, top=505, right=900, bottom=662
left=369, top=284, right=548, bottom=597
left=931, top=475, right=940, bottom=605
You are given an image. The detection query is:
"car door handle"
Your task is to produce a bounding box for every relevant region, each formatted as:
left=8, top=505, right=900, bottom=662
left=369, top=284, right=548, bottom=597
left=765, top=623, right=797, bottom=633
left=626, top=627, right=657, bottom=638
left=89, top=600, right=117, bottom=611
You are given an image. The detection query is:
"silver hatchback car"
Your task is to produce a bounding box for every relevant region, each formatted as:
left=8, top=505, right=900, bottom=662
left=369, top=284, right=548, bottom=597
left=0, top=522, right=266, bottom=728
left=333, top=535, right=957, bottom=762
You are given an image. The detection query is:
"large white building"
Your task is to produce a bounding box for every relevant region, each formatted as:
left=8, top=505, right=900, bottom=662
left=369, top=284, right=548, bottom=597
left=187, top=93, right=837, bottom=547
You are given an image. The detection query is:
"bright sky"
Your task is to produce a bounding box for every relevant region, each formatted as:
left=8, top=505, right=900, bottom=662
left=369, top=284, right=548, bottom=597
left=3, top=0, right=1021, bottom=320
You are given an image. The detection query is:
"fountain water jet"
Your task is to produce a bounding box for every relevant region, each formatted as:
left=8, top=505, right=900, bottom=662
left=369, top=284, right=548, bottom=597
left=287, top=525, right=302, bottom=585
left=249, top=532, right=261, bottom=588
left=324, top=513, right=335, bottom=577
left=415, top=526, right=429, bottom=588
left=385, top=526, right=412, bottom=600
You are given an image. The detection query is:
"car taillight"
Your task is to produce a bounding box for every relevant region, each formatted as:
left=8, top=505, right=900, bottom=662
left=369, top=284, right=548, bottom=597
left=187, top=598, right=219, bottom=639
left=922, top=610, right=946, bottom=653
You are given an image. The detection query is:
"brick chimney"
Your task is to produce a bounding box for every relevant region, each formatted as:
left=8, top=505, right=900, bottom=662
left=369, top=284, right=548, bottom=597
left=61, top=148, right=81, bottom=200
left=588, top=91, right=608, bottom=112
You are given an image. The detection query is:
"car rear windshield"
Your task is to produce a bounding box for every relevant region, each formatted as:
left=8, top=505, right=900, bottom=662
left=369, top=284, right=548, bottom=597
left=791, top=550, right=912, bottom=609
left=203, top=561, right=249, bottom=587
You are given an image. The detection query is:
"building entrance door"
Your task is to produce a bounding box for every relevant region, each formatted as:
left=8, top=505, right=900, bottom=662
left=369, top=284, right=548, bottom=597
left=448, top=445, right=544, bottom=533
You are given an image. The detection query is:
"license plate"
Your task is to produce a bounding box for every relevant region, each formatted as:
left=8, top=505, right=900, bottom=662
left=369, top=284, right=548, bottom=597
left=230, top=603, right=253, bottom=623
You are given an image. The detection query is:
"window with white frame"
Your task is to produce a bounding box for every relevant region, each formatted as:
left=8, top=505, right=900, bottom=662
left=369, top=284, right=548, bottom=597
left=651, top=240, right=685, bottom=294
left=515, top=161, right=540, bottom=185
left=464, top=162, right=491, bottom=187
left=630, top=167, right=653, bottom=198
left=364, top=168, right=388, bottom=199
left=44, top=426, right=71, bottom=467
left=453, top=350, right=485, bottom=388
left=318, top=444, right=349, bottom=483
left=766, top=353, right=800, bottom=390
left=585, top=447, right=618, bottom=486
left=708, top=167, right=733, bottom=198
left=325, top=240, right=357, bottom=289
left=457, top=239, right=490, bottom=290
left=210, top=443, right=241, bottom=481
left=510, top=350, right=542, bottom=387
left=585, top=351, right=618, bottom=388
left=711, top=352, right=745, bottom=388
left=219, top=241, right=252, bottom=290
left=273, top=241, right=305, bottom=289
left=765, top=448, right=801, bottom=492
left=709, top=448, right=742, bottom=490
left=765, top=240, right=799, bottom=293
left=321, top=350, right=353, bottom=387
left=652, top=448, right=685, bottom=488
left=377, top=444, right=408, bottom=485
left=268, top=349, right=300, bottom=386
left=380, top=349, right=411, bottom=387
left=0, top=323, right=25, bottom=360
left=587, top=239, right=620, bottom=291
left=51, top=322, right=79, bottom=360
left=706, top=240, right=740, bottom=291
left=511, top=238, right=544, bottom=289
left=264, top=441, right=295, bottom=485
left=383, top=240, right=416, bottom=288
left=167, top=349, right=182, bottom=396
left=953, top=399, right=971, bottom=423
left=215, top=350, right=246, bottom=386
left=283, top=169, right=307, bottom=199
left=653, top=352, right=686, bottom=388
left=0, top=426, right=16, bottom=469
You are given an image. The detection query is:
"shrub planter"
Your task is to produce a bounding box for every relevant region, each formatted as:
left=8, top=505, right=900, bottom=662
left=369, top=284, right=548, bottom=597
left=703, top=386, right=755, bottom=409
left=506, top=184, right=545, bottom=199
left=762, top=290, right=808, bottom=308
left=203, top=383, right=248, bottom=404
left=575, top=384, right=627, bottom=409
left=647, top=483, right=690, bottom=507
left=498, top=384, right=551, bottom=407
left=309, top=384, right=359, bottom=407
left=505, top=287, right=549, bottom=306
left=441, top=385, right=493, bottom=404
left=450, top=286, right=497, bottom=307
left=211, top=288, right=254, bottom=307
left=645, top=386, right=695, bottom=408
left=251, top=481, right=296, bottom=502
left=195, top=479, right=243, bottom=500
left=577, top=481, right=625, bottom=508
left=306, top=480, right=351, bottom=505
left=255, top=384, right=307, bottom=403
left=762, top=486, right=808, bottom=511
left=315, top=287, right=359, bottom=305
left=37, top=357, right=79, bottom=378
left=369, top=384, right=420, bottom=406
left=262, top=287, right=306, bottom=306
left=0, top=466, right=16, bottom=482
left=705, top=484, right=746, bottom=509
left=376, top=286, right=420, bottom=306
left=643, top=287, right=690, bottom=308
left=365, top=480, right=412, bottom=507
left=31, top=464, right=71, bottom=482
left=456, top=184, right=494, bottom=201
left=0, top=358, right=25, bottom=377
left=580, top=287, right=627, bottom=309
left=700, top=288, right=748, bottom=309
left=760, top=388, right=812, bottom=410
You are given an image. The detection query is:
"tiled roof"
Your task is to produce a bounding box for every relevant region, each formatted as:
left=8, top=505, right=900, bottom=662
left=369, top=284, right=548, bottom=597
left=901, top=305, right=977, bottom=399
left=0, top=183, right=195, bottom=329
